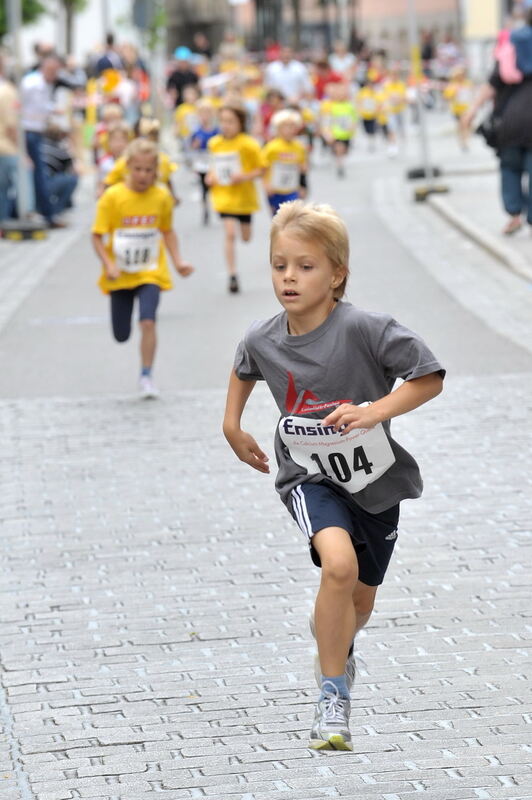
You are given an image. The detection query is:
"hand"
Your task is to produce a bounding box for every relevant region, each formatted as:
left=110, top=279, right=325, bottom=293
left=205, top=173, right=216, bottom=187
left=173, top=195, right=181, bottom=207
left=323, top=403, right=381, bottom=436
left=230, top=172, right=245, bottom=185
left=175, top=261, right=194, bottom=277
left=225, top=429, right=270, bottom=474
left=105, top=261, right=121, bottom=280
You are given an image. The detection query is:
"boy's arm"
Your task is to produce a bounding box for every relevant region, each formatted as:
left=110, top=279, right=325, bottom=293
left=323, top=372, right=443, bottom=435
left=91, top=233, right=120, bottom=280
left=223, top=369, right=270, bottom=474
left=161, top=230, right=194, bottom=276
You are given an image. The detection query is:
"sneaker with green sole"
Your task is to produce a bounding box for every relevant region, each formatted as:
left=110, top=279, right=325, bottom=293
left=309, top=682, right=353, bottom=751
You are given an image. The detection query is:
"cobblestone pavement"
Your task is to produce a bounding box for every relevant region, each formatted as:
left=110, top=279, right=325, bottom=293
left=1, top=373, right=531, bottom=800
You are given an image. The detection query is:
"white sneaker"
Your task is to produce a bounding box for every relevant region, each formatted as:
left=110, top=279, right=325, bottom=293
left=139, top=375, right=159, bottom=399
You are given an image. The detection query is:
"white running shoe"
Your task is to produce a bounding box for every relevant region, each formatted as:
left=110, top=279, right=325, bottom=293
left=139, top=375, right=160, bottom=399
left=309, top=611, right=356, bottom=690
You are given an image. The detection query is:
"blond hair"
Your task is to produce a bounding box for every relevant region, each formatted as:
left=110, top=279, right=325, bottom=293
left=270, top=201, right=350, bottom=299
left=107, top=121, right=131, bottom=140
left=125, top=138, right=159, bottom=164
left=272, top=109, right=302, bottom=131
left=101, top=103, right=123, bottom=122
left=138, top=117, right=161, bottom=139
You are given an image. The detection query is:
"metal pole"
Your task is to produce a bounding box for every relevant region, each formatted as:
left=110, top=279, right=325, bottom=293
left=406, top=0, right=434, bottom=187
left=6, top=0, right=30, bottom=217
left=338, top=0, right=349, bottom=44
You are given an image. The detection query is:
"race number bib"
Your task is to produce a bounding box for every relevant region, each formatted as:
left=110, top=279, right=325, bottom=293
left=271, top=161, right=299, bottom=192
left=362, top=97, right=377, bottom=113
left=279, top=409, right=396, bottom=494
left=213, top=152, right=241, bottom=186
left=335, top=115, right=353, bottom=132
left=113, top=228, right=159, bottom=273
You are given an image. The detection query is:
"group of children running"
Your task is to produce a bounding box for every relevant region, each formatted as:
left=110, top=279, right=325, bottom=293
left=90, top=76, right=446, bottom=755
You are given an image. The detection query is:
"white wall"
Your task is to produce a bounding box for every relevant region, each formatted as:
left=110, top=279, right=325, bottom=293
left=17, top=0, right=143, bottom=68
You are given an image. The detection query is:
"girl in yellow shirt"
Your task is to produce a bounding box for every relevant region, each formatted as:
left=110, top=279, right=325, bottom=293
left=104, top=118, right=181, bottom=205
left=91, top=139, right=194, bottom=398
left=207, top=103, right=263, bottom=294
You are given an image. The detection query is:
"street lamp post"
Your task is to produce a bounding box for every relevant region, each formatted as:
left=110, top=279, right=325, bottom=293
left=405, top=0, right=447, bottom=201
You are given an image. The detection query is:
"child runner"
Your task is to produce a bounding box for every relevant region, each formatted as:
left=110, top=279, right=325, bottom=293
left=321, top=81, right=358, bottom=178
left=223, top=201, right=444, bottom=751
left=104, top=118, right=181, bottom=205
left=190, top=100, right=220, bottom=226
left=96, top=121, right=131, bottom=196
left=443, top=65, right=473, bottom=151
left=91, top=139, right=194, bottom=398
left=261, top=109, right=308, bottom=216
left=357, top=79, right=379, bottom=151
left=206, top=102, right=263, bottom=294
left=174, top=85, right=201, bottom=167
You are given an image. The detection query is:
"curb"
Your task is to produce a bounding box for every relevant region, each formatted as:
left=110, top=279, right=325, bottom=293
left=427, top=194, right=532, bottom=283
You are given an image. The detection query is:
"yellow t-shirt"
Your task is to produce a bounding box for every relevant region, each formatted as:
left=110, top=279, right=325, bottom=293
left=376, top=90, right=390, bottom=125
left=174, top=102, right=199, bottom=138
left=208, top=133, right=262, bottom=214
left=443, top=80, right=472, bottom=116
left=261, top=138, right=307, bottom=195
left=104, top=152, right=177, bottom=187
left=357, top=86, right=379, bottom=120
left=92, top=183, right=174, bottom=294
left=385, top=80, right=407, bottom=114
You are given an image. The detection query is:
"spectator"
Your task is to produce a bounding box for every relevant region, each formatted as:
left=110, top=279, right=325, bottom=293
left=42, top=121, right=79, bottom=216
left=96, top=33, right=123, bottom=76
left=265, top=46, right=312, bottom=103
left=329, top=40, right=356, bottom=80
left=462, top=13, right=532, bottom=235
left=193, top=32, right=212, bottom=60
left=166, top=47, right=199, bottom=108
left=313, top=60, right=343, bottom=101
left=0, top=53, right=18, bottom=222
left=20, top=53, right=67, bottom=228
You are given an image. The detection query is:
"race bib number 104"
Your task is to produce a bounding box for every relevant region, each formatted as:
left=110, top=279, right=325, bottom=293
left=279, top=409, right=396, bottom=494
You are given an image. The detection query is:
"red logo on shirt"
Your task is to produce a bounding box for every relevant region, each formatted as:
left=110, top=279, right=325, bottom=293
left=122, top=215, right=156, bottom=225
left=285, top=371, right=350, bottom=415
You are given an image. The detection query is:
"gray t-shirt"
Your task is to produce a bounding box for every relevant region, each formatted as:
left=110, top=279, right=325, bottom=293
left=234, top=301, right=445, bottom=514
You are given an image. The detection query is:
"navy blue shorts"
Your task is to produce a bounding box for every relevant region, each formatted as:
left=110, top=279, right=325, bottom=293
left=110, top=283, right=160, bottom=343
left=289, top=481, right=399, bottom=586
left=268, top=192, right=299, bottom=215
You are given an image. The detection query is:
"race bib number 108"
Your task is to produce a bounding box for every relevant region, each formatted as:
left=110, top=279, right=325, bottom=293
left=279, top=409, right=396, bottom=494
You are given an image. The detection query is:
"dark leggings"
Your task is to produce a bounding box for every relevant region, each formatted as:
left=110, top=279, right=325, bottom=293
left=198, top=171, right=208, bottom=203
left=110, top=283, right=160, bottom=342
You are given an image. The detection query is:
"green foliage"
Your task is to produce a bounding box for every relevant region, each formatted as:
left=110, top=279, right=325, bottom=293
left=60, top=0, right=88, bottom=11
left=0, top=0, right=46, bottom=39
left=146, top=5, right=167, bottom=52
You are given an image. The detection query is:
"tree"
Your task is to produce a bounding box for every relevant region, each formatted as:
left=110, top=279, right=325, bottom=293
left=59, top=0, right=88, bottom=54
left=0, top=0, right=45, bottom=39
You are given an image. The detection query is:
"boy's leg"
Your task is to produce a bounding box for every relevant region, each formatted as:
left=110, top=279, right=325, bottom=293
left=352, top=580, right=379, bottom=637
left=222, top=216, right=237, bottom=275
left=110, top=289, right=135, bottom=342
left=312, top=526, right=358, bottom=678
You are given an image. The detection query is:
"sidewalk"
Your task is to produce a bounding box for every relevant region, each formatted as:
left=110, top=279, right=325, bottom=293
left=426, top=171, right=532, bottom=283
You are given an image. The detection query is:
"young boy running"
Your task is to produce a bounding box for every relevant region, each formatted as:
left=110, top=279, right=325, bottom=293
left=261, top=109, right=308, bottom=215
left=223, top=201, right=444, bottom=751
left=91, top=138, right=194, bottom=398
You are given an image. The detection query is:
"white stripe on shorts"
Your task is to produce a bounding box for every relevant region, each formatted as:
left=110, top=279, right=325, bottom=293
left=291, top=485, right=313, bottom=540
